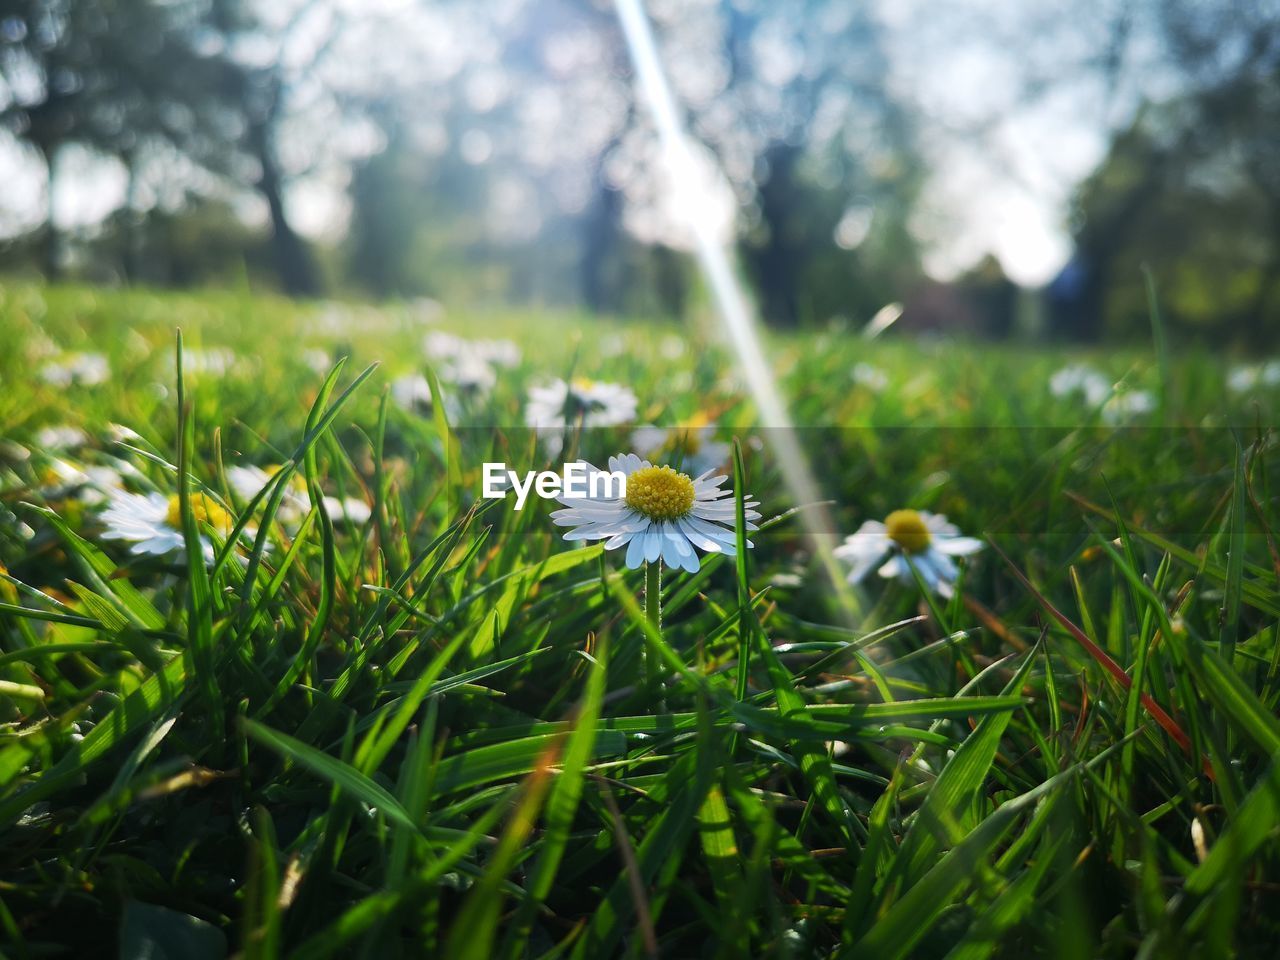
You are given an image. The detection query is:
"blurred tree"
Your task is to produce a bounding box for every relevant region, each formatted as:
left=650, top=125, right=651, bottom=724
left=678, top=0, right=926, bottom=326
left=0, top=0, right=209, bottom=278
left=1054, top=0, right=1280, bottom=344
left=190, top=0, right=334, bottom=296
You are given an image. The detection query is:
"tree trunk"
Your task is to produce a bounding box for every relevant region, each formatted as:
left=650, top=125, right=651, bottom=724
left=580, top=148, right=625, bottom=314
left=122, top=149, right=144, bottom=284
left=250, top=119, right=319, bottom=297
left=743, top=141, right=804, bottom=326
left=37, top=142, right=62, bottom=282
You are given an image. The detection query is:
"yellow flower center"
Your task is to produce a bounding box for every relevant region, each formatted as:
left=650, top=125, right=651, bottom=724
left=625, top=465, right=696, bottom=521
left=566, top=377, right=607, bottom=416
left=885, top=509, right=931, bottom=554
left=167, top=493, right=233, bottom=537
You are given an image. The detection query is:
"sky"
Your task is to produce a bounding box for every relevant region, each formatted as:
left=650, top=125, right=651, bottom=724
left=0, top=0, right=1148, bottom=288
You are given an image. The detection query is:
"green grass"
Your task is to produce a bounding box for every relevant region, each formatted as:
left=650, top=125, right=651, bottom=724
left=1, top=281, right=1278, bottom=958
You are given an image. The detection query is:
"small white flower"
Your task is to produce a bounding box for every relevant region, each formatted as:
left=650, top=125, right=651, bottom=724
left=630, top=422, right=730, bottom=477
left=1101, top=388, right=1155, bottom=424
left=389, top=373, right=463, bottom=419
left=1227, top=361, right=1280, bottom=393
left=439, top=353, right=497, bottom=394
left=36, top=426, right=88, bottom=452
left=40, top=353, right=109, bottom=387
left=322, top=496, right=372, bottom=525
left=550, top=453, right=759, bottom=573
left=227, top=464, right=311, bottom=527
left=851, top=363, right=888, bottom=392
left=227, top=465, right=370, bottom=529
left=425, top=331, right=520, bottom=369
left=38, top=457, right=126, bottom=506
left=420, top=332, right=520, bottom=396
left=526, top=379, right=638, bottom=453
left=1049, top=364, right=1110, bottom=407
left=99, top=489, right=236, bottom=563
left=390, top=374, right=435, bottom=412
left=835, top=509, right=983, bottom=595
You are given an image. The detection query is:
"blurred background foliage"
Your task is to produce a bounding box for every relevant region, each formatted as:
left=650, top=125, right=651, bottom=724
left=0, top=0, right=1277, bottom=346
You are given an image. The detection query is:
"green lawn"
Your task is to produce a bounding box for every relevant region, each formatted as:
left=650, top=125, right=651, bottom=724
left=1, top=282, right=1278, bottom=958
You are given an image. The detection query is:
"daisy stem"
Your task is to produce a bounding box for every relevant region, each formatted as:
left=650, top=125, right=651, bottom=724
left=644, top=559, right=664, bottom=708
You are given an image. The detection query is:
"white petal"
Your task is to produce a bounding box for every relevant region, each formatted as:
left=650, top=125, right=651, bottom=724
left=840, top=545, right=890, bottom=584
left=833, top=531, right=890, bottom=562
left=660, top=528, right=684, bottom=568
left=675, top=517, right=725, bottom=553
left=922, top=512, right=961, bottom=537
left=641, top=530, right=661, bottom=563
left=625, top=535, right=647, bottom=568
left=878, top=554, right=911, bottom=583
left=936, top=536, right=984, bottom=556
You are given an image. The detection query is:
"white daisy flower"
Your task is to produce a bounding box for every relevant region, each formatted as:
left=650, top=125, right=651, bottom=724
left=550, top=453, right=759, bottom=573
left=227, top=464, right=311, bottom=527
left=390, top=373, right=434, bottom=412
left=419, top=332, right=520, bottom=398
left=35, top=425, right=89, bottom=452
left=1227, top=361, right=1280, bottom=393
left=851, top=363, right=888, bottom=392
left=227, top=465, right=370, bottom=529
left=99, top=489, right=236, bottom=563
left=1049, top=364, right=1110, bottom=407
left=322, top=496, right=372, bottom=526
left=39, top=353, right=109, bottom=387
left=438, top=352, right=497, bottom=394
left=38, top=457, right=126, bottom=506
left=526, top=379, right=638, bottom=453
left=835, top=509, right=983, bottom=595
left=424, top=331, right=520, bottom=369
left=1101, top=388, right=1155, bottom=423
left=630, top=420, right=730, bottom=477
left=389, top=373, right=464, bottom=419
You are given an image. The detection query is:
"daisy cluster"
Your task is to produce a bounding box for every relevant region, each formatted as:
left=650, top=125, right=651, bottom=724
left=12, top=328, right=992, bottom=597
left=389, top=332, right=521, bottom=415
left=3, top=415, right=376, bottom=567
left=525, top=378, right=640, bottom=453
left=1048, top=364, right=1155, bottom=424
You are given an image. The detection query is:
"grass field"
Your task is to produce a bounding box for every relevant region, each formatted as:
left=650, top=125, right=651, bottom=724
left=1, top=282, right=1279, bottom=958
